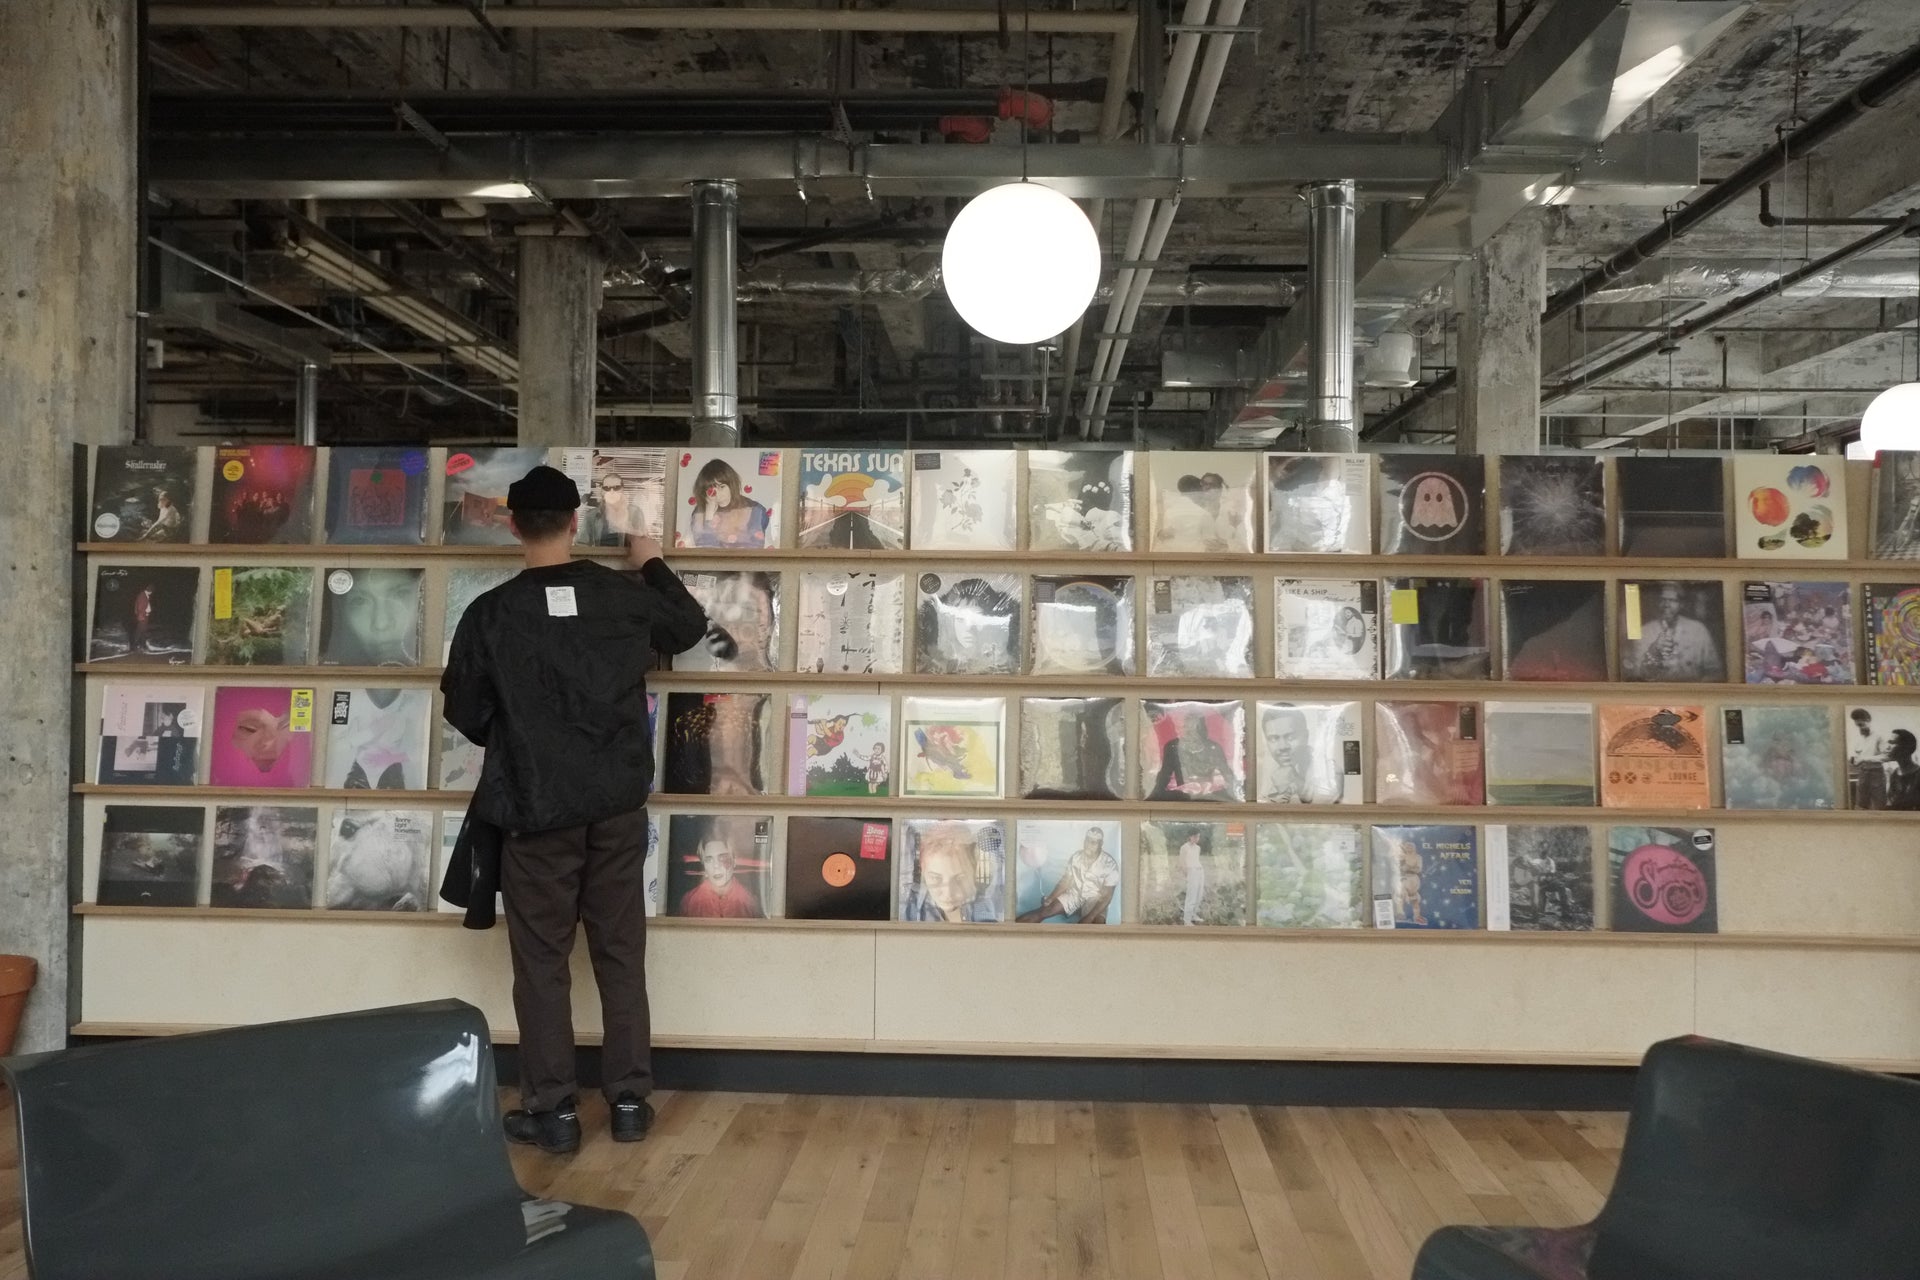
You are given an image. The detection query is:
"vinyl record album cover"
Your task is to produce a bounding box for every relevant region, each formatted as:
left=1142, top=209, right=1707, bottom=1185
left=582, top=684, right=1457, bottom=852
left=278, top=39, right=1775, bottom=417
left=91, top=446, right=197, bottom=543
left=1845, top=704, right=1920, bottom=810
left=96, top=684, right=203, bottom=785
left=1265, top=453, right=1370, bottom=554
left=206, top=566, right=313, bottom=666
left=1721, top=705, right=1836, bottom=810
left=900, top=695, right=1005, bottom=798
left=1866, top=583, right=1920, bottom=685
left=1018, top=697, right=1128, bottom=800
left=797, top=449, right=906, bottom=549
left=1026, top=450, right=1134, bottom=552
left=1029, top=574, right=1135, bottom=676
left=1872, top=451, right=1920, bottom=559
left=441, top=567, right=516, bottom=663
left=908, top=450, right=1018, bottom=550
left=1742, top=581, right=1852, bottom=684
left=441, top=447, right=546, bottom=546
left=795, top=571, right=905, bottom=674
left=1274, top=579, right=1378, bottom=680
left=1255, top=823, right=1364, bottom=929
left=210, top=804, right=318, bottom=909
left=207, top=685, right=315, bottom=789
left=322, top=687, right=431, bottom=791
left=676, top=447, right=783, bottom=549
left=209, top=446, right=317, bottom=544
left=1615, top=456, right=1727, bottom=557
left=1147, top=451, right=1257, bottom=553
left=899, top=817, right=1006, bottom=923
left=1014, top=820, right=1122, bottom=924
left=1146, top=575, right=1254, bottom=678
left=1255, top=701, right=1361, bottom=805
left=1382, top=578, right=1492, bottom=679
left=324, top=447, right=427, bottom=545
left=1501, top=580, right=1608, bottom=682
left=1370, top=825, right=1479, bottom=929
left=674, top=570, right=780, bottom=673
left=90, top=565, right=197, bottom=664
left=786, top=816, right=893, bottom=921
left=1608, top=826, right=1717, bottom=933
left=789, top=694, right=892, bottom=797
left=1733, top=455, right=1847, bottom=560
left=1374, top=701, right=1483, bottom=806
left=914, top=571, right=1022, bottom=676
left=437, top=721, right=485, bottom=793
left=98, top=805, right=202, bottom=907
left=1597, top=704, right=1709, bottom=809
left=319, top=567, right=423, bottom=667
left=667, top=814, right=772, bottom=919
left=1498, top=455, right=1604, bottom=555
left=559, top=447, right=668, bottom=545
left=326, top=809, right=431, bottom=910
left=1139, top=821, right=1248, bottom=926
left=1483, top=701, right=1596, bottom=806
left=661, top=692, right=770, bottom=795
left=1378, top=455, right=1485, bottom=556
left=1618, top=580, right=1727, bottom=682
left=1141, top=700, right=1246, bottom=803
left=1485, top=825, right=1593, bottom=931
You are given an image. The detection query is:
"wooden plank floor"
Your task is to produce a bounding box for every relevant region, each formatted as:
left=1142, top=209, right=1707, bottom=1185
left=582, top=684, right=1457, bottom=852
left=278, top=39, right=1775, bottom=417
left=0, top=1091, right=1623, bottom=1280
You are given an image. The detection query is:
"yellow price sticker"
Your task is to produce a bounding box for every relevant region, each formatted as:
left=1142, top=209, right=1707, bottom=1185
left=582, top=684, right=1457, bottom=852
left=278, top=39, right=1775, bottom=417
left=221, top=459, right=244, bottom=482
left=1389, top=588, right=1420, bottom=626
left=289, top=688, right=315, bottom=733
left=1623, top=583, right=1642, bottom=641
left=212, top=568, right=233, bottom=620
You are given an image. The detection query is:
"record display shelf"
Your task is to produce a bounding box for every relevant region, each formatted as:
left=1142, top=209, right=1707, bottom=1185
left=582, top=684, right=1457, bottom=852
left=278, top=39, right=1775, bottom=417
left=67, top=445, right=1920, bottom=1069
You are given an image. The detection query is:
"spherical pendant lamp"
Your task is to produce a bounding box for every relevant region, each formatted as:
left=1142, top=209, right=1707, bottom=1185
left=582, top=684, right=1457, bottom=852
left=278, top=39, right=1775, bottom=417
left=942, top=182, right=1101, bottom=345
left=1857, top=382, right=1920, bottom=458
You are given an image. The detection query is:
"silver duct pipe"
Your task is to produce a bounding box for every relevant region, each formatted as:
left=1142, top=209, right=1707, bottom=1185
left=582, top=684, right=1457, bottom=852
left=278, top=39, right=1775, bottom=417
left=1304, top=180, right=1357, bottom=453
left=689, top=180, right=740, bottom=446
left=294, top=360, right=319, bottom=444
left=1575, top=259, right=1920, bottom=305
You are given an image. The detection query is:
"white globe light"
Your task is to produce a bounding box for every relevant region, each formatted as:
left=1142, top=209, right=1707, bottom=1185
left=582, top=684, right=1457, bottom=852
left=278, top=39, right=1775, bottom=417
left=942, top=182, right=1100, bottom=345
left=1859, top=382, right=1920, bottom=457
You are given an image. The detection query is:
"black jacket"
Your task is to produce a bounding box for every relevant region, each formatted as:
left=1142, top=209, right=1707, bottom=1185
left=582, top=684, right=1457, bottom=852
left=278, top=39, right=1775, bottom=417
left=441, top=556, right=710, bottom=833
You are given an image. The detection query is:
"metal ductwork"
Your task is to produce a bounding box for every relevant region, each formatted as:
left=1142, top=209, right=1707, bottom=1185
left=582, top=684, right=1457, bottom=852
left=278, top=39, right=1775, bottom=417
left=690, top=181, right=740, bottom=446
left=1213, top=0, right=1745, bottom=439
left=718, top=262, right=1298, bottom=308
left=1304, top=181, right=1357, bottom=453
left=1574, top=259, right=1920, bottom=305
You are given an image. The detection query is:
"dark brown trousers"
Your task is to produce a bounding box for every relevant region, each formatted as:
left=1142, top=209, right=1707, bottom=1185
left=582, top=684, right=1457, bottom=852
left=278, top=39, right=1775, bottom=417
left=501, top=805, right=652, bottom=1113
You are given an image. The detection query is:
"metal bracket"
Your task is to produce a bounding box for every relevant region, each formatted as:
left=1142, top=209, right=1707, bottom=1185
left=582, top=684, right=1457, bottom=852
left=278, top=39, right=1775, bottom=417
left=394, top=102, right=449, bottom=154
left=1163, top=23, right=1261, bottom=35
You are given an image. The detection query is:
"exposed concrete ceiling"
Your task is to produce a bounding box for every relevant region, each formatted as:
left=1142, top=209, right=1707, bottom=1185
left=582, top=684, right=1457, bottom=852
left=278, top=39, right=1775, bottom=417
left=143, top=0, right=1920, bottom=447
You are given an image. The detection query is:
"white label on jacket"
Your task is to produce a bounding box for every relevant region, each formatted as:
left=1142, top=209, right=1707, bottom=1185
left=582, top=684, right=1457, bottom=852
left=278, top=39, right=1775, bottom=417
left=545, top=585, right=578, bottom=617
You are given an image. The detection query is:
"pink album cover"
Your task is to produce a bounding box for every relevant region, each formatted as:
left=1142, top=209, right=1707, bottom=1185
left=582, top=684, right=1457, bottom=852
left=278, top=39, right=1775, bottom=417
left=208, top=685, right=316, bottom=789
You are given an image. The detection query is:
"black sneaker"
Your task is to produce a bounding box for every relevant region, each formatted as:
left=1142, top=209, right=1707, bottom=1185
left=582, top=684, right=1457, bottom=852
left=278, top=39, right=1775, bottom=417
left=610, top=1093, right=655, bottom=1143
left=504, top=1100, right=581, bottom=1155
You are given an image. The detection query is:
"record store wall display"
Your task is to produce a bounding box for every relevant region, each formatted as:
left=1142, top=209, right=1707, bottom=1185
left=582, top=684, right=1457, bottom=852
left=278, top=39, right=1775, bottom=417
left=67, top=445, right=1920, bottom=1070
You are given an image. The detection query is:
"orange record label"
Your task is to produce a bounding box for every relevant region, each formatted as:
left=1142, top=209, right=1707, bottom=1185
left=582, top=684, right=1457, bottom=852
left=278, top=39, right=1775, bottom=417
left=821, top=853, right=857, bottom=887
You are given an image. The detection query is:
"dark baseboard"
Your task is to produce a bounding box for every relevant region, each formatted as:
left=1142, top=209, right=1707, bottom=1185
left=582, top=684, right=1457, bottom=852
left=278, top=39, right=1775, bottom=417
left=493, top=1045, right=1641, bottom=1110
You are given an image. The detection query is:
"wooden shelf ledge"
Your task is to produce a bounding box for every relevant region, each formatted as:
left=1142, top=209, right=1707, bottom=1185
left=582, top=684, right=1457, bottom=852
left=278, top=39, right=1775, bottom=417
left=70, top=905, right=1920, bottom=950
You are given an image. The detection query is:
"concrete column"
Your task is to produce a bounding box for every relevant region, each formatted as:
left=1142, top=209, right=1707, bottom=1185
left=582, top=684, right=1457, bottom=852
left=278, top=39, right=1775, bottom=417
left=0, top=0, right=139, bottom=1051
left=1456, top=210, right=1546, bottom=455
left=516, top=236, right=603, bottom=446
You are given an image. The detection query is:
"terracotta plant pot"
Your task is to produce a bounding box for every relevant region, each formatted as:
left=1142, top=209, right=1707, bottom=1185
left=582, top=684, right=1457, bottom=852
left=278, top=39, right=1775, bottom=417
left=0, top=955, right=38, bottom=1057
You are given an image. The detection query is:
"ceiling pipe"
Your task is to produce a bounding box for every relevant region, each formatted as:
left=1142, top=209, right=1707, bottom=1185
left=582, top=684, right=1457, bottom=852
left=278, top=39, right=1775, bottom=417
left=151, top=6, right=1137, bottom=160
left=1304, top=179, right=1357, bottom=453
left=690, top=180, right=741, bottom=447
left=294, top=360, right=319, bottom=445
left=1574, top=258, right=1920, bottom=305
left=1542, top=206, right=1920, bottom=406
left=1543, top=37, right=1920, bottom=321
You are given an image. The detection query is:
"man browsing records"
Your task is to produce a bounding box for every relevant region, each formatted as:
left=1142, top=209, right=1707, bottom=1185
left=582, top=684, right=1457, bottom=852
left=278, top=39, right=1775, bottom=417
left=441, top=465, right=711, bottom=1156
